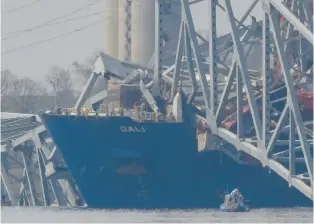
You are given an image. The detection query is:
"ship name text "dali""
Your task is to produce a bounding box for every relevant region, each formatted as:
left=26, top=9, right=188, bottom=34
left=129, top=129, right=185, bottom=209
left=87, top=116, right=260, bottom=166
left=120, top=126, right=146, bottom=133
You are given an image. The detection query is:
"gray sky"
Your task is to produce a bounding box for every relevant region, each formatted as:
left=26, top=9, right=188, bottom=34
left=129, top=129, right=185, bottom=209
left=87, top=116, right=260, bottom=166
left=1, top=0, right=263, bottom=80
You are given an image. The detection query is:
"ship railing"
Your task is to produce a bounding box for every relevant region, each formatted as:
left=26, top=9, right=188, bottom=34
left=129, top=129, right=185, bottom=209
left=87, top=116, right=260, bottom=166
left=106, top=108, right=179, bottom=123
left=50, top=107, right=179, bottom=123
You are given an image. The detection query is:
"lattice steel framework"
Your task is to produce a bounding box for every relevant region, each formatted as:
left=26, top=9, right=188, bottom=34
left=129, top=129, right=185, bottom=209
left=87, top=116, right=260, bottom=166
left=1, top=115, right=84, bottom=206
left=123, top=0, right=132, bottom=61
left=162, top=0, right=313, bottom=199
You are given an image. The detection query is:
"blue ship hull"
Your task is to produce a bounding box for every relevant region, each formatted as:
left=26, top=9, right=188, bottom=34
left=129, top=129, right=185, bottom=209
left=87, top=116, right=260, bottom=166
left=41, top=114, right=312, bottom=209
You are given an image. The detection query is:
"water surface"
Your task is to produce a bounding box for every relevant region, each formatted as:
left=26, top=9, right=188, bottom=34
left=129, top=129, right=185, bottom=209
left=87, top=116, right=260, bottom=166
left=1, top=207, right=313, bottom=223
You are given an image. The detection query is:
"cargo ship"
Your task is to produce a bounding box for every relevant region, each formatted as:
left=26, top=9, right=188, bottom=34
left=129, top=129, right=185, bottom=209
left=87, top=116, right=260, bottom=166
left=40, top=0, right=313, bottom=208
left=40, top=81, right=313, bottom=209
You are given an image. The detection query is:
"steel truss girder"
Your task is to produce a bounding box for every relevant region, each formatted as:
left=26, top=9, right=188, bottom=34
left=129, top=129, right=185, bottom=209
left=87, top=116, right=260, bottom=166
left=209, top=0, right=218, bottom=114
left=1, top=157, right=18, bottom=205
left=224, top=0, right=264, bottom=149
left=184, top=23, right=199, bottom=103
left=33, top=135, right=50, bottom=206
left=20, top=149, right=36, bottom=206
left=171, top=0, right=313, bottom=200
left=266, top=1, right=313, bottom=186
left=152, top=0, right=164, bottom=97
left=1, top=116, right=83, bottom=207
left=170, top=12, right=198, bottom=103
left=270, top=0, right=313, bottom=44
left=180, top=0, right=211, bottom=116
left=74, top=72, right=101, bottom=112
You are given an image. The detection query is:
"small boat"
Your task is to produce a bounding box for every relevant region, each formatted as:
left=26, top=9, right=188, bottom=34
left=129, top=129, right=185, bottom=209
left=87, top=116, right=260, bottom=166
left=220, top=189, right=250, bottom=212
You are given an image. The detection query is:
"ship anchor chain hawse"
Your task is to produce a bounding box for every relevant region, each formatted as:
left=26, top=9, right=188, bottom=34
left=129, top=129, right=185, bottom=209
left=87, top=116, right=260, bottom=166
left=1, top=0, right=313, bottom=209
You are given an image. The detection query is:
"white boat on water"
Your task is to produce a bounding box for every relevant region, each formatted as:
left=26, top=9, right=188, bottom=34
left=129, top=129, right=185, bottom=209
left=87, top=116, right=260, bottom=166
left=220, top=189, right=250, bottom=212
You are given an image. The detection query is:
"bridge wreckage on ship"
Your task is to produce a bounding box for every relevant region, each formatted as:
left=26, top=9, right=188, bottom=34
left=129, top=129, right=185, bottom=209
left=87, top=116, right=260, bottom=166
left=1, top=0, right=313, bottom=208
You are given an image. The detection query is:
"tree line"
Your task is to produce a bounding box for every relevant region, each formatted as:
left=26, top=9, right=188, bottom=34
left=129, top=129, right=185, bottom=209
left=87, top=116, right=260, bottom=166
left=1, top=52, right=106, bottom=114
left=1, top=34, right=210, bottom=115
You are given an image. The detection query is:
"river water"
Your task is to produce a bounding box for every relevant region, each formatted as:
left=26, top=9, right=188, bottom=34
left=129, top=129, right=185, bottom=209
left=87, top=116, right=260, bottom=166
left=1, top=207, right=313, bottom=223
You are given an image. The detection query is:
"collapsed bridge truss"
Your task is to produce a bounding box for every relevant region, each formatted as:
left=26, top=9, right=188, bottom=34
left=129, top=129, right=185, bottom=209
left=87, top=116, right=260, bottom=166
left=165, top=0, right=313, bottom=200
left=1, top=0, right=313, bottom=206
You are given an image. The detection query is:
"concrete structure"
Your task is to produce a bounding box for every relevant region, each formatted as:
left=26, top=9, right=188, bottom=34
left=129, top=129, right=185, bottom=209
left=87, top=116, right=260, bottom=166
left=131, top=0, right=155, bottom=66
left=104, top=0, right=120, bottom=59
left=129, top=0, right=182, bottom=67
left=114, top=0, right=182, bottom=66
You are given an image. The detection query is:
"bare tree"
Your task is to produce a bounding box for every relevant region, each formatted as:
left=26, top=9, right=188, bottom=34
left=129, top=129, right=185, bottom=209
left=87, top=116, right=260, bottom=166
left=1, top=69, right=17, bottom=96
left=1, top=70, right=49, bottom=113
left=1, top=70, right=17, bottom=110
left=12, top=77, right=48, bottom=113
left=71, top=53, right=107, bottom=96
left=12, top=77, right=45, bottom=95
left=71, top=51, right=99, bottom=82
left=72, top=61, right=92, bottom=82
left=45, top=66, right=75, bottom=107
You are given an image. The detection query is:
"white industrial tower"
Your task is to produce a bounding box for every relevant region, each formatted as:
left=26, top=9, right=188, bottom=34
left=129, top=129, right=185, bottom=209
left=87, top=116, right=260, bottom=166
left=130, top=0, right=156, bottom=66
left=105, top=0, right=182, bottom=66
left=104, top=0, right=119, bottom=59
